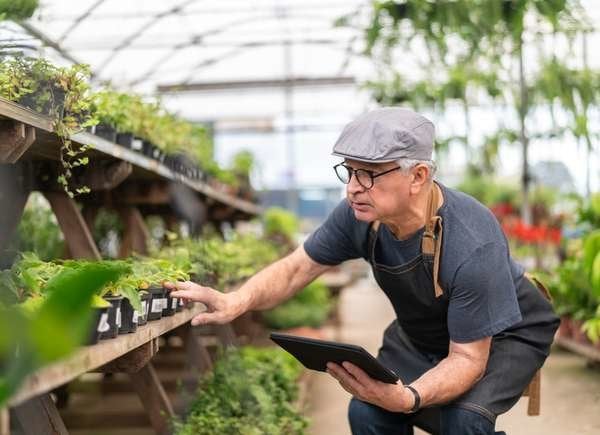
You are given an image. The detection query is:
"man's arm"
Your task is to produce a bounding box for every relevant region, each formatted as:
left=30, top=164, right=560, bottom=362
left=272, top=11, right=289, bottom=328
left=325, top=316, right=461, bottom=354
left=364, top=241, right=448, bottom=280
left=166, top=245, right=333, bottom=325
left=326, top=337, right=491, bottom=412
left=410, top=337, right=491, bottom=407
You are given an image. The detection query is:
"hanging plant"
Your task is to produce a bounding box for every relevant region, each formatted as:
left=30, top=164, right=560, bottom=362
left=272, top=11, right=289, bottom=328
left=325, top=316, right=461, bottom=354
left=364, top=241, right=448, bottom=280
left=0, top=57, right=97, bottom=197
left=0, top=0, right=38, bottom=21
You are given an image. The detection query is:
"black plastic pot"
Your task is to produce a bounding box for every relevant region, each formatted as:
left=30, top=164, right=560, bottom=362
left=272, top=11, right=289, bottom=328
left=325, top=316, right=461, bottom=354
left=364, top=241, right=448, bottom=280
left=118, top=298, right=138, bottom=334
left=137, top=291, right=151, bottom=326
left=86, top=307, right=110, bottom=345
left=163, top=291, right=178, bottom=317
left=147, top=286, right=166, bottom=321
left=18, top=84, right=65, bottom=118
left=142, top=140, right=154, bottom=158
left=99, top=295, right=123, bottom=340
left=94, top=123, right=117, bottom=143
left=116, top=132, right=134, bottom=148
left=176, top=297, right=185, bottom=312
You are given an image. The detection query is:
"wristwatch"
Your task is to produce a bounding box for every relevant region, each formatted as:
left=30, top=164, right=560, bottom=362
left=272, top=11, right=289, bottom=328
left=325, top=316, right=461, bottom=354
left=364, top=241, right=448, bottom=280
left=405, top=385, right=421, bottom=413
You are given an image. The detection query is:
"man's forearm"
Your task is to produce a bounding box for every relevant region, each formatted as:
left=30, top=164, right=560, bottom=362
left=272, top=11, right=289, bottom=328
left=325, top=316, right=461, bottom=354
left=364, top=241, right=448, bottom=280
left=235, top=246, right=330, bottom=313
left=410, top=338, right=491, bottom=408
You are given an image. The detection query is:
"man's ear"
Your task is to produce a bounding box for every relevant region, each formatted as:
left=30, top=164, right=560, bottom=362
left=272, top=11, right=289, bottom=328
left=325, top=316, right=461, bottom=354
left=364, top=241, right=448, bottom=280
left=409, top=164, right=430, bottom=194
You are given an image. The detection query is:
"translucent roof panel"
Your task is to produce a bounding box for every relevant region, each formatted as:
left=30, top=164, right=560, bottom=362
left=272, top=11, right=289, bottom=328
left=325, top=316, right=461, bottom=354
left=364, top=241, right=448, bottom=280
left=20, top=0, right=368, bottom=90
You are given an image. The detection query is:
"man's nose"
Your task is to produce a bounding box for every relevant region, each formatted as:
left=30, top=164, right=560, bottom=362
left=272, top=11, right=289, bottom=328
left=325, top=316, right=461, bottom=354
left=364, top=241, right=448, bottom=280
left=346, top=173, right=366, bottom=195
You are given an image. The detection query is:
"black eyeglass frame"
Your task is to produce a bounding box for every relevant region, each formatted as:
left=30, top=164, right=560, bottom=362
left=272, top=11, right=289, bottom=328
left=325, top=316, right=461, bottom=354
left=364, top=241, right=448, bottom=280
left=333, top=162, right=403, bottom=189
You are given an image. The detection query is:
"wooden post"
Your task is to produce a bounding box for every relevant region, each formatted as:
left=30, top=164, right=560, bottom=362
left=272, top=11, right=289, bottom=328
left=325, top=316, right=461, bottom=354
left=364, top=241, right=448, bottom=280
left=11, top=394, right=68, bottom=435
left=0, top=120, right=36, bottom=163
left=0, top=164, right=30, bottom=253
left=118, top=206, right=150, bottom=257
left=213, top=324, right=238, bottom=348
left=43, top=191, right=101, bottom=260
left=128, top=363, right=175, bottom=435
left=525, top=370, right=541, bottom=416
left=0, top=408, right=9, bottom=435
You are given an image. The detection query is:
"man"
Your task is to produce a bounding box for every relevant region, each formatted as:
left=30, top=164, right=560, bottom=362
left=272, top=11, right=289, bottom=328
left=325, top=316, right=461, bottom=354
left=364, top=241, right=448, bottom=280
left=166, top=107, right=559, bottom=435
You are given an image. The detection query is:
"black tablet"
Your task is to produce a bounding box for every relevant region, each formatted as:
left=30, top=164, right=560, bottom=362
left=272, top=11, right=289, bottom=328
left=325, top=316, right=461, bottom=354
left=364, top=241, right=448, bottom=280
left=270, top=332, right=399, bottom=384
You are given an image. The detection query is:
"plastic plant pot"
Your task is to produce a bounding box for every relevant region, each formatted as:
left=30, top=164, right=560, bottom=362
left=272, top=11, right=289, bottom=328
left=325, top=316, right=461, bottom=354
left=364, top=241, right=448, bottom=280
left=118, top=298, right=138, bottom=334
left=94, top=123, right=117, bottom=143
left=137, top=291, right=151, bottom=326
left=18, top=84, right=65, bottom=118
left=147, top=286, right=166, bottom=321
left=176, top=297, right=185, bottom=312
left=86, top=307, right=110, bottom=345
left=163, top=290, right=178, bottom=317
left=116, top=132, right=134, bottom=148
left=99, top=295, right=123, bottom=340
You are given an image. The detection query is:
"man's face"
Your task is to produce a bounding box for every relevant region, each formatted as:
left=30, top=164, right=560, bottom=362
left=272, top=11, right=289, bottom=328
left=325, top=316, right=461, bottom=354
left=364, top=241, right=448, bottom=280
left=343, top=159, right=413, bottom=222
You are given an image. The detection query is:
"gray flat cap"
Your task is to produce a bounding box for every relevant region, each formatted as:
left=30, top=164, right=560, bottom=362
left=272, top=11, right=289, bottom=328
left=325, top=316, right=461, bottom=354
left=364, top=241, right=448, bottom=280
left=332, top=107, right=435, bottom=163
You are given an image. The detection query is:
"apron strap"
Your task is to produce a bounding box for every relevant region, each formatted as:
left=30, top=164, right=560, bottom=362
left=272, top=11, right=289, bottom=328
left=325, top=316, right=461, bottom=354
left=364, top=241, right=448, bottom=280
left=367, top=220, right=381, bottom=266
left=421, top=183, right=444, bottom=298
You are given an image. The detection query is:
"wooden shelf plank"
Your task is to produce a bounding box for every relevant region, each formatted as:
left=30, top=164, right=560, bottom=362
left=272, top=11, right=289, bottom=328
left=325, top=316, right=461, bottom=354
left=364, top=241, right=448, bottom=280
left=0, top=97, right=261, bottom=216
left=554, top=335, right=600, bottom=362
left=9, top=304, right=207, bottom=407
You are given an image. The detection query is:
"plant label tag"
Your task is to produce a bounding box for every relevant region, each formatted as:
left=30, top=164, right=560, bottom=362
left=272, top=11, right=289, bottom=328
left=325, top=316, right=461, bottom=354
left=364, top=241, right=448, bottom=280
left=116, top=308, right=122, bottom=327
left=171, top=298, right=178, bottom=309
left=141, top=301, right=148, bottom=316
left=151, top=298, right=163, bottom=313
left=98, top=313, right=110, bottom=332
left=133, top=310, right=139, bottom=323
left=179, top=298, right=184, bottom=307
left=161, top=298, right=168, bottom=309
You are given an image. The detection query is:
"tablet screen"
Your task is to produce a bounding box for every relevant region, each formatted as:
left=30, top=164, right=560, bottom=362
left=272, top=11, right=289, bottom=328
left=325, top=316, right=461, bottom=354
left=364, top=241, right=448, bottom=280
left=270, top=332, right=399, bottom=384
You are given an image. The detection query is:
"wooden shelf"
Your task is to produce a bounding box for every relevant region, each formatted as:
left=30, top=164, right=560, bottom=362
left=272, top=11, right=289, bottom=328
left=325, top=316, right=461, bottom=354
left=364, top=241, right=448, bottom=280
left=0, top=97, right=261, bottom=217
left=554, top=335, right=600, bottom=362
left=9, top=303, right=207, bottom=407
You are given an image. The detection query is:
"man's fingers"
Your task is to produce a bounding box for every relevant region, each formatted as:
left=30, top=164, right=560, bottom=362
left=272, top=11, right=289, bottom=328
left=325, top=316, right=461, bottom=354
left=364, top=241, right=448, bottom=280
left=168, top=283, right=220, bottom=305
left=342, top=362, right=373, bottom=386
left=327, top=362, right=363, bottom=394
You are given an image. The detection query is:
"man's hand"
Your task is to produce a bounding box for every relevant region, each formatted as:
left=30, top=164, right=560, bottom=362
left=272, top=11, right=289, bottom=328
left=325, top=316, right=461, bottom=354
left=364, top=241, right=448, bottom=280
left=164, top=281, right=247, bottom=326
left=326, top=361, right=414, bottom=413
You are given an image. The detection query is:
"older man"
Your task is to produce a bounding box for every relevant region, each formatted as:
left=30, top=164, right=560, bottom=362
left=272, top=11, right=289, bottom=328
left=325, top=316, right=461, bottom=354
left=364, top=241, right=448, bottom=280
left=167, top=108, right=559, bottom=435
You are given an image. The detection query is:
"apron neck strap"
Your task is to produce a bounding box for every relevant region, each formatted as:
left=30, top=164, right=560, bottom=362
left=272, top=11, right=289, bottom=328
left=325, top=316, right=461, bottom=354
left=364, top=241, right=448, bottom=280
left=421, top=182, right=444, bottom=298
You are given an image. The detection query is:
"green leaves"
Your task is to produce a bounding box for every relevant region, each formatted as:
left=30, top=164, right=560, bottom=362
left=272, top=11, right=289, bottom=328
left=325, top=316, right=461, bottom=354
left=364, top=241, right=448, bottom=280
left=263, top=280, right=332, bottom=330
left=0, top=0, right=38, bottom=22
left=0, top=262, right=128, bottom=405
left=175, top=347, right=306, bottom=435
left=28, top=262, right=129, bottom=362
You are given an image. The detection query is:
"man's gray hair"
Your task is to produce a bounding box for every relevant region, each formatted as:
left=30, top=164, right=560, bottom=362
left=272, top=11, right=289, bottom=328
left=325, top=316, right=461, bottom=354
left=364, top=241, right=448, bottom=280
left=395, top=159, right=437, bottom=181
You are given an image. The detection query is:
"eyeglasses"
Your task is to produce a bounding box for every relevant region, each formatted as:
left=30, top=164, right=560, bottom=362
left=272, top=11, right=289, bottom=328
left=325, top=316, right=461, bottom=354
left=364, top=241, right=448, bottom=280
left=333, top=163, right=402, bottom=189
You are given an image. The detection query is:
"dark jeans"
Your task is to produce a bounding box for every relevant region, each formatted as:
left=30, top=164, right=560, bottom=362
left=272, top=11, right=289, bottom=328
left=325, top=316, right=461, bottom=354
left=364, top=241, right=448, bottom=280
left=348, top=398, right=507, bottom=435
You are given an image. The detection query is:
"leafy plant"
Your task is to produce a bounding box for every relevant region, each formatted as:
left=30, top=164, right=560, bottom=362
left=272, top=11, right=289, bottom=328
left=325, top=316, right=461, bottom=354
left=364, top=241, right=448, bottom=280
left=263, top=207, right=299, bottom=244
left=174, top=346, right=306, bottom=435
left=0, top=0, right=38, bottom=21
left=0, top=262, right=129, bottom=405
left=0, top=57, right=96, bottom=197
left=262, top=280, right=332, bottom=330
left=154, top=233, right=279, bottom=290
left=8, top=194, right=64, bottom=262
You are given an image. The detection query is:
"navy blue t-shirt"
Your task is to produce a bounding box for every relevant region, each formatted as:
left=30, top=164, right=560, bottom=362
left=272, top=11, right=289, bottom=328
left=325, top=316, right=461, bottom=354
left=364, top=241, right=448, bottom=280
left=304, top=183, right=524, bottom=344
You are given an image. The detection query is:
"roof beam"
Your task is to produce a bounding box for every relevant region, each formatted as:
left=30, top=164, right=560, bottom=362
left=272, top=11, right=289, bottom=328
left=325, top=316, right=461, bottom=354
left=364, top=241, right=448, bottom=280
left=57, top=0, right=106, bottom=43
left=157, top=76, right=356, bottom=93
left=18, top=21, right=85, bottom=67
left=95, top=0, right=199, bottom=76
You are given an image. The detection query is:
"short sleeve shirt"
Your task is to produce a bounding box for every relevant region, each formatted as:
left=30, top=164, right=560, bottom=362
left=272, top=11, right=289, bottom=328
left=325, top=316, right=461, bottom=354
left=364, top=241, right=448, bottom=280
left=304, top=183, right=523, bottom=344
